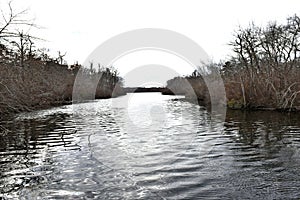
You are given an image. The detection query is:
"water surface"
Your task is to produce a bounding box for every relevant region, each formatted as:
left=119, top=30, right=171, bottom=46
left=1, top=93, right=300, bottom=199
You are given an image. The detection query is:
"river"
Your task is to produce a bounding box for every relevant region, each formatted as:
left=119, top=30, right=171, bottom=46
left=1, top=93, right=300, bottom=199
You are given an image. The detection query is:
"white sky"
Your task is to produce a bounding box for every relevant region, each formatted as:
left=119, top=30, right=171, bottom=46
left=3, top=0, right=300, bottom=85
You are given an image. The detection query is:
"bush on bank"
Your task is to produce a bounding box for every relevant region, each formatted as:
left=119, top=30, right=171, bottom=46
left=166, top=15, right=300, bottom=111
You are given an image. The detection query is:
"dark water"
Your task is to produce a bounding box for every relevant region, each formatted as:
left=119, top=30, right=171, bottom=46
left=0, top=93, right=300, bottom=199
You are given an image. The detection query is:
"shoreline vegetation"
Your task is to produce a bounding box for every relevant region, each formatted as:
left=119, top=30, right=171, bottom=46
left=0, top=2, right=125, bottom=119
left=0, top=2, right=299, bottom=121
left=0, top=57, right=125, bottom=118
left=165, top=15, right=300, bottom=112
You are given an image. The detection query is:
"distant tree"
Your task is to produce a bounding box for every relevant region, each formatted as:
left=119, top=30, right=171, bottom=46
left=10, top=30, right=39, bottom=67
left=56, top=51, right=66, bottom=65
left=35, top=48, right=52, bottom=62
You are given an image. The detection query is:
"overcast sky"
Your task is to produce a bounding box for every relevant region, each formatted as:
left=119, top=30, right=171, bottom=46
left=2, top=0, right=300, bottom=85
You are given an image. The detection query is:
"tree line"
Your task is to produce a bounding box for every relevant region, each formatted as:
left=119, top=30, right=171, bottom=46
left=0, top=1, right=124, bottom=118
left=166, top=15, right=300, bottom=111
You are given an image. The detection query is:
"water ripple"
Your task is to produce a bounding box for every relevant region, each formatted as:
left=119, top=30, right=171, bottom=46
left=0, top=94, right=300, bottom=199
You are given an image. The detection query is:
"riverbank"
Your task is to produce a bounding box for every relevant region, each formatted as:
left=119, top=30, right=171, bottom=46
left=0, top=57, right=125, bottom=120
left=164, top=16, right=300, bottom=112
left=165, top=76, right=300, bottom=113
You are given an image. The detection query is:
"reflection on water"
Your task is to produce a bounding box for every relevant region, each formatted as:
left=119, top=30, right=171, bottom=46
left=0, top=93, right=300, bottom=199
left=0, top=112, right=80, bottom=199
left=224, top=111, right=300, bottom=199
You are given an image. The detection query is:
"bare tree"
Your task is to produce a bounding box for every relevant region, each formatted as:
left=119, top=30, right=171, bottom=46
left=0, top=1, right=38, bottom=42
left=227, top=15, right=300, bottom=110
left=0, top=1, right=41, bottom=66
left=56, top=51, right=66, bottom=65
left=10, top=30, right=42, bottom=67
